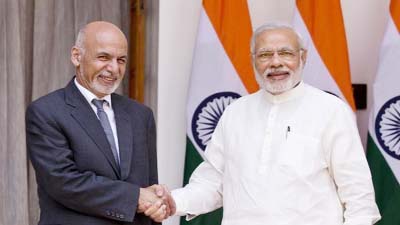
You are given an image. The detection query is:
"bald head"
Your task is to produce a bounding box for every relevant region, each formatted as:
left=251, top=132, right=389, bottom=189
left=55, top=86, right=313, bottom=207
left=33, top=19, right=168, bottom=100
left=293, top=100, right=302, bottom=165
left=75, top=21, right=127, bottom=52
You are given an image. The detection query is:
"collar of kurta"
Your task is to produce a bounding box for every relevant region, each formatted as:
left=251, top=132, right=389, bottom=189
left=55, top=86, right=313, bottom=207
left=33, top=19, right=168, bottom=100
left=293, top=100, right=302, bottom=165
left=262, top=81, right=305, bottom=104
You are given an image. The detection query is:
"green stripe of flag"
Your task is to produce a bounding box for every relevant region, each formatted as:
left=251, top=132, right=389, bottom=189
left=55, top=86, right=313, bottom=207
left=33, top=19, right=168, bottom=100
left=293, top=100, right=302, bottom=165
left=367, top=134, right=400, bottom=225
left=180, top=138, right=223, bottom=225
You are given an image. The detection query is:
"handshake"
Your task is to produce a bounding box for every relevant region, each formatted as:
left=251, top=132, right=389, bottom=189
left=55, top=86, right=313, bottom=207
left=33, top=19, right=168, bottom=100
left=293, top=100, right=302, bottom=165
left=137, top=184, right=176, bottom=222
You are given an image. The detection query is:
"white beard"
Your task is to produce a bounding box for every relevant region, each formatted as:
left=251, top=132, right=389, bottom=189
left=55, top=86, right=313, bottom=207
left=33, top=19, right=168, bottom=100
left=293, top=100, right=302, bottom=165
left=91, top=71, right=120, bottom=95
left=79, top=65, right=120, bottom=96
left=255, top=61, right=303, bottom=95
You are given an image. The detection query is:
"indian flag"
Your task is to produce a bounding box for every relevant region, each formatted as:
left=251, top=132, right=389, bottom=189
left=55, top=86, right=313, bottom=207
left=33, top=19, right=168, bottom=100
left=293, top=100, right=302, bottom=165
left=367, top=1, right=400, bottom=224
left=182, top=0, right=256, bottom=224
left=292, top=0, right=356, bottom=109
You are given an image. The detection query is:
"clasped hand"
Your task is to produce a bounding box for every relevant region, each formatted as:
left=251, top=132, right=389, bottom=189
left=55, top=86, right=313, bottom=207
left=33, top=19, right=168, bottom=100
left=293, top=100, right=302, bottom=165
left=137, top=184, right=176, bottom=222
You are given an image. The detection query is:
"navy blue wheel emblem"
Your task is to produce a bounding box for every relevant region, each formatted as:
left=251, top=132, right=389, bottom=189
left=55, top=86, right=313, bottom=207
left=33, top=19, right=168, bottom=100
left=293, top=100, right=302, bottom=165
left=375, top=95, right=400, bottom=160
left=192, top=92, right=241, bottom=151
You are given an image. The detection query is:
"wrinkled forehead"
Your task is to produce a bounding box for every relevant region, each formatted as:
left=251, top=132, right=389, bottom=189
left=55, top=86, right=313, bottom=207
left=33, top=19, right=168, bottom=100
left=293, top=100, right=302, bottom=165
left=85, top=30, right=128, bottom=55
left=255, top=28, right=300, bottom=51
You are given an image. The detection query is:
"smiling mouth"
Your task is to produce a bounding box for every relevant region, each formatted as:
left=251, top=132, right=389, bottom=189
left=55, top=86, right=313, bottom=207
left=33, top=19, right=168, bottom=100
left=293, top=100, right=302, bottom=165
left=267, top=71, right=290, bottom=80
left=98, top=75, right=117, bottom=85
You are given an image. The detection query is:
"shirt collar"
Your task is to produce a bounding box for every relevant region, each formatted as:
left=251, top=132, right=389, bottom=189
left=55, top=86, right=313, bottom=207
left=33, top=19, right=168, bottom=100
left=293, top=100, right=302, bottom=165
left=261, top=81, right=305, bottom=104
left=74, top=78, right=112, bottom=107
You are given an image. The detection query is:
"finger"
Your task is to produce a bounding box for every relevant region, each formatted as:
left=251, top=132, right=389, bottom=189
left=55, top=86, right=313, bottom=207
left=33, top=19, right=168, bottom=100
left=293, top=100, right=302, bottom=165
left=158, top=185, right=172, bottom=209
left=144, top=200, right=162, bottom=216
left=161, top=189, right=175, bottom=216
left=168, top=196, right=176, bottom=216
left=164, top=204, right=170, bottom=219
left=154, top=185, right=165, bottom=197
left=161, top=184, right=171, bottom=198
left=164, top=203, right=171, bottom=218
left=137, top=201, right=152, bottom=213
left=150, top=204, right=167, bottom=222
left=138, top=187, right=158, bottom=213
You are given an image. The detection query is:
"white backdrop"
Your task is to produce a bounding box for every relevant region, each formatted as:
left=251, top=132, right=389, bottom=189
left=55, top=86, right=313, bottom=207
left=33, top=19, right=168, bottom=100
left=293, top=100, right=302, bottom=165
left=157, top=1, right=389, bottom=225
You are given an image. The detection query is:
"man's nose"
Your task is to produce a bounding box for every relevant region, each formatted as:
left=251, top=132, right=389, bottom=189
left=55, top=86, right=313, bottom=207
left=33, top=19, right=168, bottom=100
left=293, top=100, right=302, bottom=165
left=106, top=59, right=119, bottom=73
left=269, top=53, right=283, bottom=67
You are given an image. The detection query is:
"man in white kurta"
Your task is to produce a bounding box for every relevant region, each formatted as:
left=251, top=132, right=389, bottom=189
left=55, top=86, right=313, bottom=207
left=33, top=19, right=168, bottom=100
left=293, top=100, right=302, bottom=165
left=172, top=23, right=380, bottom=225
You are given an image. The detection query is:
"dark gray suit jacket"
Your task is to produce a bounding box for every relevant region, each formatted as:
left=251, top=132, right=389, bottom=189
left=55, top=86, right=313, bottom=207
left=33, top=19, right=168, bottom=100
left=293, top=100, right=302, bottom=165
left=26, top=79, right=159, bottom=225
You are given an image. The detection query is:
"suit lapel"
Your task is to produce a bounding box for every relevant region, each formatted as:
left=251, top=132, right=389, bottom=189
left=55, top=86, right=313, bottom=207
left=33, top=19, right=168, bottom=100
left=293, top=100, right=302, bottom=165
left=65, top=80, right=121, bottom=178
left=112, top=94, right=133, bottom=180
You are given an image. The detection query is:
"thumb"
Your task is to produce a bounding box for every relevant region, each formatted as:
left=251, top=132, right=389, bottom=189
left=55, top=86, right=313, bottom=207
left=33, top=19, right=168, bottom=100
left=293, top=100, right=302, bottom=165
left=154, top=185, right=164, bottom=197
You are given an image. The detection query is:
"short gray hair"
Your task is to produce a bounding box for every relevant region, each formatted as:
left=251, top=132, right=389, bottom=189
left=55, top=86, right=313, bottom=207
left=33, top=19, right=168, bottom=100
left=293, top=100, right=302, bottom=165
left=75, top=26, right=86, bottom=52
left=250, top=22, right=306, bottom=55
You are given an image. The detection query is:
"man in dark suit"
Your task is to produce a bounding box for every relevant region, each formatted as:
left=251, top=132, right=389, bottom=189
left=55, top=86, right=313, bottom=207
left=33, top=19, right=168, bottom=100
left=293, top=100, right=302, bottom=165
left=26, top=21, right=174, bottom=225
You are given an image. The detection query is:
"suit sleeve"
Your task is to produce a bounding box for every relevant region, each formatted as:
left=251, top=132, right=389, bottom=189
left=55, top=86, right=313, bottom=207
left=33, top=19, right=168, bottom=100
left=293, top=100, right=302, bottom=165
left=26, top=102, right=140, bottom=222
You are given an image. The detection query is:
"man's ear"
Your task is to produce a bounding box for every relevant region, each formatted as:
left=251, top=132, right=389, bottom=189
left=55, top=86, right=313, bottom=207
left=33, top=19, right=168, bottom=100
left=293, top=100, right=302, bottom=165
left=71, top=46, right=81, bottom=66
left=301, top=49, right=307, bottom=67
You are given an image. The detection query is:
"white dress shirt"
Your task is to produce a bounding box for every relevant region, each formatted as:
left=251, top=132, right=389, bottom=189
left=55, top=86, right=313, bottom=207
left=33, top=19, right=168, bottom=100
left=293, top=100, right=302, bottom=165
left=74, top=78, right=120, bottom=161
left=172, top=82, right=380, bottom=225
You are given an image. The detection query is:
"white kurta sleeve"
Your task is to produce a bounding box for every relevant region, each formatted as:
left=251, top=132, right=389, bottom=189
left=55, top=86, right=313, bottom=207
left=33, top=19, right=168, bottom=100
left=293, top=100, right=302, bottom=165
left=172, top=114, right=226, bottom=219
left=323, top=103, right=381, bottom=225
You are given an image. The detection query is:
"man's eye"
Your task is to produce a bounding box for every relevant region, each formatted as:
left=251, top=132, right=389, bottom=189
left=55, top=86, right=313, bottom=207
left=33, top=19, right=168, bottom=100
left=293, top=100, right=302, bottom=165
left=118, top=58, right=127, bottom=64
left=98, top=55, right=108, bottom=60
left=279, top=51, right=295, bottom=57
left=258, top=52, right=273, bottom=58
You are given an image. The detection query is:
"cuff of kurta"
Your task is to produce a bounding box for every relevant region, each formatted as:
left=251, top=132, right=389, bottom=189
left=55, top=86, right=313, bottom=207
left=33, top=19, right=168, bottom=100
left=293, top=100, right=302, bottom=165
left=172, top=188, right=199, bottom=221
left=186, top=214, right=197, bottom=221
left=343, top=215, right=381, bottom=225
left=171, top=189, right=187, bottom=216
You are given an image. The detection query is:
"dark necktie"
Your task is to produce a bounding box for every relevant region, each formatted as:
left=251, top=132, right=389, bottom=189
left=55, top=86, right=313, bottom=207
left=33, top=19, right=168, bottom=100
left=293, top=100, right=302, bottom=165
left=92, top=99, right=120, bottom=169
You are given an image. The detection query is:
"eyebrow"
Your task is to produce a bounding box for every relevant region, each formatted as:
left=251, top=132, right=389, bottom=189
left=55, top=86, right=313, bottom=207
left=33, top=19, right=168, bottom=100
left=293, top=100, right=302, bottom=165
left=96, top=52, right=111, bottom=56
left=256, top=47, right=296, bottom=51
left=96, top=52, right=127, bottom=58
